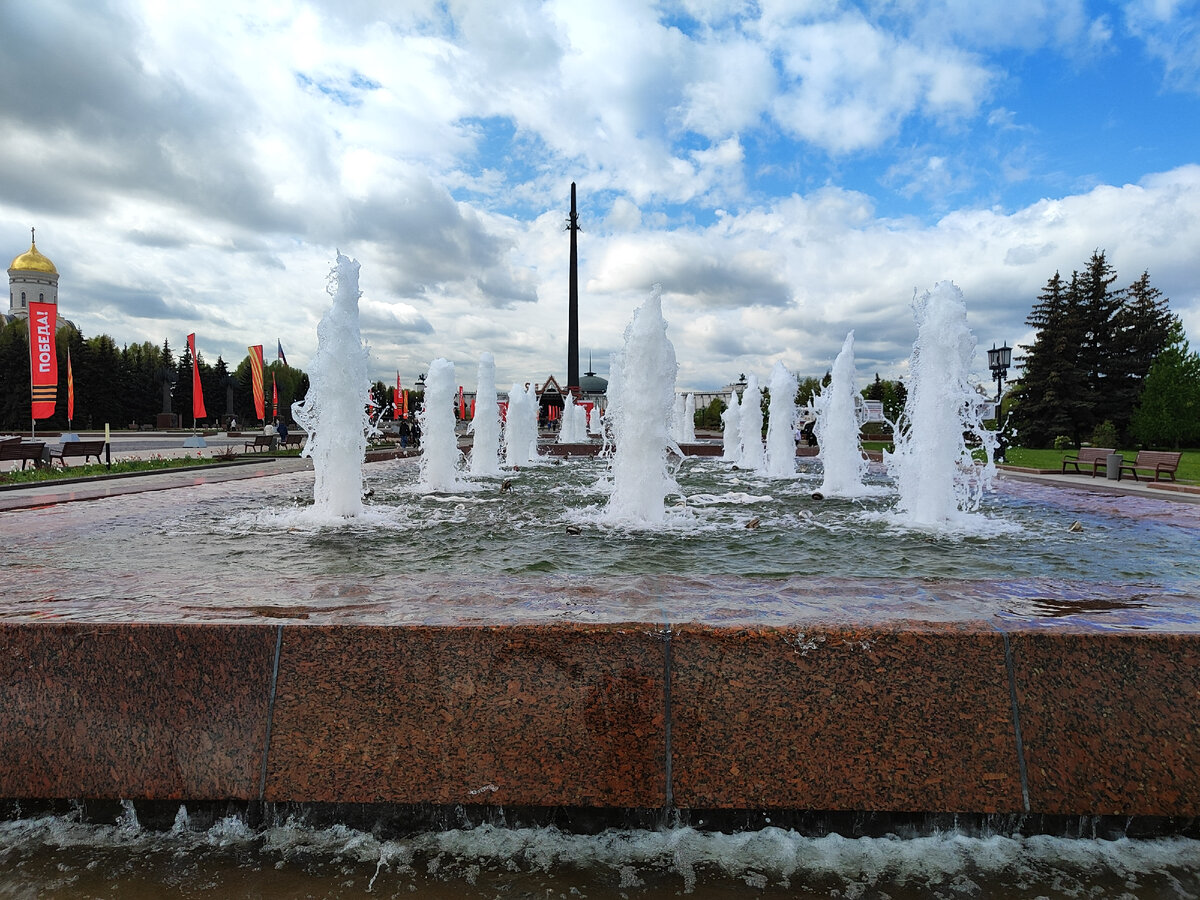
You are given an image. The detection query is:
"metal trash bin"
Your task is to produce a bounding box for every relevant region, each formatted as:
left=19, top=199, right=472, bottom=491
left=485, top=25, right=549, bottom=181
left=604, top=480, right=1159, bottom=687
left=1106, top=452, right=1123, bottom=480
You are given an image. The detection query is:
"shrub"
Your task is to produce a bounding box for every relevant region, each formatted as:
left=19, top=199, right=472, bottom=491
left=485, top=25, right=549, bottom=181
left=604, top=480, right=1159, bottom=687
left=1053, top=435, right=1073, bottom=451
left=1090, top=420, right=1118, bottom=449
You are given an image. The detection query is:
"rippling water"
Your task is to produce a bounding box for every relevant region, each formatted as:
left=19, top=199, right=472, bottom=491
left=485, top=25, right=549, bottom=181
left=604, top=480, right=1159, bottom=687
left=4, top=455, right=1200, bottom=588
left=2, top=809, right=1199, bottom=898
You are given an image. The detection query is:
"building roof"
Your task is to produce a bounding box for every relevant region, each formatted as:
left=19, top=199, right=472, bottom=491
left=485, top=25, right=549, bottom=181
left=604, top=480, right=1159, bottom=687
left=9, top=235, right=57, bottom=275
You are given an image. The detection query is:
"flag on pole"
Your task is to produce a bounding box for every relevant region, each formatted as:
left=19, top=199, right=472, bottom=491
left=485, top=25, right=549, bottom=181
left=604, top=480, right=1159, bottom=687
left=272, top=373, right=278, bottom=416
left=458, top=385, right=465, bottom=420
left=395, top=373, right=402, bottom=420
left=277, top=340, right=288, bottom=366
left=248, top=345, right=265, bottom=421
left=402, top=389, right=409, bottom=419
left=27, top=302, right=58, bottom=420
left=67, top=347, right=74, bottom=424
left=187, top=333, right=207, bottom=421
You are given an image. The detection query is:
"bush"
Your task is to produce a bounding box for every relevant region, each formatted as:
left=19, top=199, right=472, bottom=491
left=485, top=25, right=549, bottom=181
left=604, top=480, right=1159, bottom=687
left=1090, top=420, right=1118, bottom=449
left=1053, top=435, right=1073, bottom=451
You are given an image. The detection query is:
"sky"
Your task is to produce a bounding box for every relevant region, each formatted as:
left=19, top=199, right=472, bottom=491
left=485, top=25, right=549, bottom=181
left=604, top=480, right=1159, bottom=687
left=3, top=0, right=1200, bottom=394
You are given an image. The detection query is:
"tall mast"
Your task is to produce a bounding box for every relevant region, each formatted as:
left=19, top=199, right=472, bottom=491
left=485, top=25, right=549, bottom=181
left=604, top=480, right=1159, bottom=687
left=567, top=182, right=580, bottom=394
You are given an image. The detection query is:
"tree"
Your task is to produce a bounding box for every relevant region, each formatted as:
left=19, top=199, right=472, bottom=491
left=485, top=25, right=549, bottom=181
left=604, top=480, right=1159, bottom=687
left=1011, top=271, right=1091, bottom=446
left=1130, top=324, right=1200, bottom=448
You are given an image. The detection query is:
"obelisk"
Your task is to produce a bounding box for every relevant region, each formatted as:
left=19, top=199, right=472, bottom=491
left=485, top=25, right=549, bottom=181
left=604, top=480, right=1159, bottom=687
left=567, top=182, right=580, bottom=395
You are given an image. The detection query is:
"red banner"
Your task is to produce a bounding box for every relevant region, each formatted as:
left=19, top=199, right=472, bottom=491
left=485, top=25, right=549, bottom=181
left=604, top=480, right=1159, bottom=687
left=272, top=373, right=278, bottom=417
left=187, top=333, right=207, bottom=421
left=458, top=385, right=465, bottom=420
left=248, top=345, right=264, bottom=421
left=402, top=389, right=409, bottom=419
left=67, top=348, right=74, bottom=423
left=28, top=301, right=57, bottom=420
left=395, top=374, right=402, bottom=420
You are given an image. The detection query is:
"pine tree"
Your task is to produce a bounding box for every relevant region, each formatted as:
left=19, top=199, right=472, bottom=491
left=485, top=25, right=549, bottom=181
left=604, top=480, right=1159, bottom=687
left=1011, top=271, right=1091, bottom=446
left=1130, top=323, right=1200, bottom=448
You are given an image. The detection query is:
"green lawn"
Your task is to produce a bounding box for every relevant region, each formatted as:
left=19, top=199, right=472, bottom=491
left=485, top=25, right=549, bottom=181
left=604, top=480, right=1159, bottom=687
left=1003, top=447, right=1200, bottom=483
left=0, top=448, right=302, bottom=485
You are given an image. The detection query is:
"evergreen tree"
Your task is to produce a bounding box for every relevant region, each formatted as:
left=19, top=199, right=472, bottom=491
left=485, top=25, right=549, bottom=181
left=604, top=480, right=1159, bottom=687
left=1130, top=323, right=1200, bottom=448
left=1012, top=272, right=1084, bottom=445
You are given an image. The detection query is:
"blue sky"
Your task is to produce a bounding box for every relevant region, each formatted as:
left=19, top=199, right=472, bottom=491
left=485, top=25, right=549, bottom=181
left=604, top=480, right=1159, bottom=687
left=2, top=1, right=1199, bottom=392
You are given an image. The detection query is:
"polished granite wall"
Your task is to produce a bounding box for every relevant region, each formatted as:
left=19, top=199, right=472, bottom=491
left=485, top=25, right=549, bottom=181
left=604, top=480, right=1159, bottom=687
left=2, top=609, right=1197, bottom=817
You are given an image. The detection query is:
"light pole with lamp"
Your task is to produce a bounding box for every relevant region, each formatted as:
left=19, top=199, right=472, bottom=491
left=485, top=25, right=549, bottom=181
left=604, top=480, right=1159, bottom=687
left=987, top=343, right=1012, bottom=421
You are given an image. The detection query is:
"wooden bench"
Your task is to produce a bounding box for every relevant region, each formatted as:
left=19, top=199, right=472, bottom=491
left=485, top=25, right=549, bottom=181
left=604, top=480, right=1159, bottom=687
left=1061, top=447, right=1114, bottom=476
left=48, top=439, right=106, bottom=467
left=1118, top=450, right=1182, bottom=482
left=282, top=434, right=303, bottom=449
left=244, top=435, right=276, bottom=452
left=0, top=439, right=46, bottom=469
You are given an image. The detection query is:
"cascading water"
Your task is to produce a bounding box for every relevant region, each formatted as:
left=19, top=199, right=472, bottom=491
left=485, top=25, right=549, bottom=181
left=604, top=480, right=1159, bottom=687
left=814, top=331, right=875, bottom=497
left=682, top=392, right=696, bottom=443
left=721, top=390, right=741, bottom=461
left=671, top=393, right=686, bottom=442
left=417, top=357, right=463, bottom=491
left=558, top=393, right=588, bottom=443
left=764, top=361, right=798, bottom=477
left=469, top=352, right=501, bottom=477
left=291, top=253, right=372, bottom=518
left=601, top=285, right=681, bottom=525
left=738, top=374, right=765, bottom=471
left=885, top=282, right=996, bottom=527
left=504, top=382, right=539, bottom=467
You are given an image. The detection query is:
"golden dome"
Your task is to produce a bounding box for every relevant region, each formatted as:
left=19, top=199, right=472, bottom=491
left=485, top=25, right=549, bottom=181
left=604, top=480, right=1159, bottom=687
left=9, top=232, right=57, bottom=274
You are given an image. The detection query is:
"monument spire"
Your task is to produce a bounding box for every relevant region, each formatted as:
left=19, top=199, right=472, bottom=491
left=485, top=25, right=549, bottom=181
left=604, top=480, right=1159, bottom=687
left=566, top=182, right=580, bottom=395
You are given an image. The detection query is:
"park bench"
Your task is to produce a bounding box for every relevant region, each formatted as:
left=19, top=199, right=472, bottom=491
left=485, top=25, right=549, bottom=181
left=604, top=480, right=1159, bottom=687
left=282, top=434, right=304, bottom=450
left=1118, top=450, right=1182, bottom=482
left=0, top=439, right=46, bottom=469
left=244, top=435, right=277, bottom=452
left=48, top=440, right=106, bottom=467
left=1061, top=447, right=1113, bottom=476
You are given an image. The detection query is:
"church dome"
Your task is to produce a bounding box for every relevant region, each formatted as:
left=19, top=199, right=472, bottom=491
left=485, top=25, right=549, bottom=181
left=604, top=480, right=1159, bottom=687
left=9, top=237, right=57, bottom=274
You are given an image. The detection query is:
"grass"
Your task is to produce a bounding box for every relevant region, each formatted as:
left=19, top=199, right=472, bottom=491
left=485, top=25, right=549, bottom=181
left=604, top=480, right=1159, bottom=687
left=0, top=448, right=302, bottom=485
left=1002, top=447, right=1200, bottom=482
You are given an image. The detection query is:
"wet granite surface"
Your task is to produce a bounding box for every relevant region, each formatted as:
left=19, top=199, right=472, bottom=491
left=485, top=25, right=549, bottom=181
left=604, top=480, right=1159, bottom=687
left=0, top=623, right=276, bottom=800
left=0, top=576, right=1197, bottom=816
left=264, top=623, right=667, bottom=807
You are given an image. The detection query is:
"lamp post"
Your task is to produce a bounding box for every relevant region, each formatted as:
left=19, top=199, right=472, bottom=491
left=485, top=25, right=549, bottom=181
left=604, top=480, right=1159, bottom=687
left=987, top=342, right=1012, bottom=421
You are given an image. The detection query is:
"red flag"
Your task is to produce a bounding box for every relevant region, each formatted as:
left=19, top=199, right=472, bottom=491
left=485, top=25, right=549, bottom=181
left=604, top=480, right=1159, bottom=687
left=458, top=385, right=465, bottom=420
left=395, top=373, right=402, bottom=420
left=187, top=333, right=207, bottom=421
left=67, top=347, right=74, bottom=423
left=248, top=345, right=265, bottom=420
left=402, top=389, right=409, bottom=419
left=470, top=397, right=476, bottom=418
left=28, top=302, right=57, bottom=420
left=272, top=373, right=278, bottom=416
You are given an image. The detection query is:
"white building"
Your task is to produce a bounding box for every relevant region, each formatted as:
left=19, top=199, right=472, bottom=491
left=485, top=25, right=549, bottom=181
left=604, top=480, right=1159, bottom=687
left=6, top=228, right=59, bottom=324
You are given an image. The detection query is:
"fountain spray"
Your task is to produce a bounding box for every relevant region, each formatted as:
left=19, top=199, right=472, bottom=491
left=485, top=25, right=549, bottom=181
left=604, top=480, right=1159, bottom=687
left=603, top=285, right=681, bottom=525
left=291, top=253, right=372, bottom=518
left=469, top=352, right=501, bottom=477
left=886, top=282, right=996, bottom=526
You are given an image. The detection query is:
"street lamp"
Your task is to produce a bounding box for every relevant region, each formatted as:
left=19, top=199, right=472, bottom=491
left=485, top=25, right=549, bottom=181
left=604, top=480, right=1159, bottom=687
left=987, top=342, right=1012, bottom=420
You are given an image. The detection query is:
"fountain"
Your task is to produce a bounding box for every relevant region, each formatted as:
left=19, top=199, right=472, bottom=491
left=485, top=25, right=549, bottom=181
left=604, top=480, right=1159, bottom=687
left=600, top=284, right=681, bottom=525
left=290, top=253, right=372, bottom=518
left=738, top=373, right=765, bottom=470
left=720, top=389, right=741, bottom=461
left=682, top=392, right=696, bottom=443
left=1, top=262, right=1198, bottom=898
left=764, top=361, right=798, bottom=477
left=557, top=392, right=588, bottom=444
left=812, top=331, right=876, bottom=498
left=469, top=352, right=501, bottom=477
left=503, top=381, right=539, bottom=466
left=416, top=357, right=464, bottom=492
left=885, top=281, right=996, bottom=527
